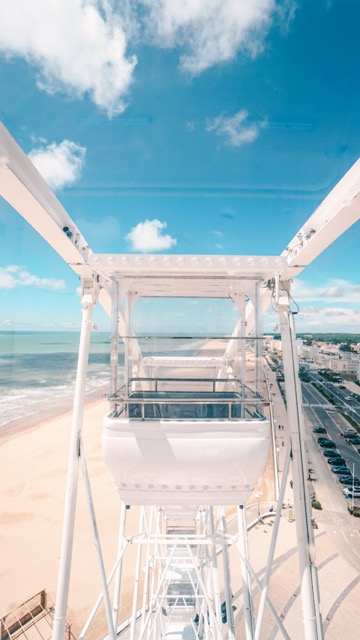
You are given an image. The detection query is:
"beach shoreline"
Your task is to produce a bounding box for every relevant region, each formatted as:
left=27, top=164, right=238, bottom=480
left=0, top=385, right=110, bottom=446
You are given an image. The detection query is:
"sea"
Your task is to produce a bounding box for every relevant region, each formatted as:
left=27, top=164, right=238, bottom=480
left=0, top=331, right=203, bottom=434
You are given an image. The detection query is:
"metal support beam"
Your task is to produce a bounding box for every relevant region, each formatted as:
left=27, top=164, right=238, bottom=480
left=140, top=508, right=154, bottom=636
left=277, top=290, right=323, bottom=640
left=52, top=280, right=98, bottom=640
left=79, top=542, right=129, bottom=640
left=79, top=440, right=116, bottom=640
left=253, top=444, right=291, bottom=640
left=265, top=370, right=280, bottom=500
left=112, top=501, right=128, bottom=632
left=237, top=506, right=254, bottom=640
left=110, top=279, right=119, bottom=398
left=254, top=280, right=262, bottom=398
left=130, top=508, right=145, bottom=640
left=220, top=510, right=235, bottom=640
left=209, top=507, right=222, bottom=636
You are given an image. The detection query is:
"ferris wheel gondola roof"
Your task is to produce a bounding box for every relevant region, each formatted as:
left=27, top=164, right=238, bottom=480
left=1, top=120, right=360, bottom=311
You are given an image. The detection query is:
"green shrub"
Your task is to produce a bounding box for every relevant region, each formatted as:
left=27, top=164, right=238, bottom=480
left=311, top=500, right=322, bottom=510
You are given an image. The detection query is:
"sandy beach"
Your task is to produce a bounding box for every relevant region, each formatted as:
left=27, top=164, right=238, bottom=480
left=0, top=398, right=140, bottom=638
left=0, top=341, right=274, bottom=638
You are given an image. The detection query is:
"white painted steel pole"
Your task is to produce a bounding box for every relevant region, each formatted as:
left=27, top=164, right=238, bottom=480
left=112, top=501, right=128, bottom=632
left=186, top=544, right=223, bottom=637
left=52, top=287, right=96, bottom=640
left=140, top=507, right=154, bottom=636
left=220, top=510, right=235, bottom=640
left=198, top=509, right=207, bottom=639
left=254, top=445, right=291, bottom=640
left=110, top=279, right=119, bottom=398
left=79, top=441, right=116, bottom=640
left=209, top=506, right=222, bottom=628
left=237, top=505, right=254, bottom=640
left=278, top=300, right=324, bottom=640
left=79, top=542, right=129, bottom=640
left=255, top=280, right=262, bottom=398
left=124, top=292, right=130, bottom=391
left=265, top=370, right=280, bottom=500
left=240, top=296, right=246, bottom=417
left=148, top=516, right=157, bottom=633
left=242, top=559, right=291, bottom=640
left=138, top=546, right=178, bottom=640
left=205, top=553, right=215, bottom=639
left=130, top=508, right=144, bottom=640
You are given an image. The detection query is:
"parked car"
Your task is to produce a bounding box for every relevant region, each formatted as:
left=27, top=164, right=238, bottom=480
left=332, top=465, right=351, bottom=474
left=343, top=487, right=360, bottom=498
left=323, top=449, right=340, bottom=457
left=328, top=457, right=346, bottom=466
left=317, top=436, right=328, bottom=443
left=346, top=437, right=360, bottom=445
left=313, top=427, right=327, bottom=434
left=339, top=476, right=360, bottom=486
left=319, top=440, right=336, bottom=448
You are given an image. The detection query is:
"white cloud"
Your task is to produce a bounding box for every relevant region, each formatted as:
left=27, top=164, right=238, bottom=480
left=0, top=265, right=66, bottom=290
left=292, top=278, right=360, bottom=304
left=0, top=1, right=296, bottom=114
left=297, top=306, right=358, bottom=328
left=206, top=110, right=264, bottom=147
left=324, top=310, right=347, bottom=317
left=265, top=303, right=360, bottom=332
left=0, top=317, right=81, bottom=329
left=0, top=0, right=137, bottom=116
left=300, top=306, right=322, bottom=314
left=264, top=277, right=360, bottom=332
left=126, top=219, right=177, bottom=252
left=141, top=0, right=284, bottom=74
left=0, top=318, right=14, bottom=327
left=321, top=285, right=344, bottom=298
left=212, top=231, right=224, bottom=249
left=29, top=140, right=86, bottom=190
left=0, top=1, right=296, bottom=113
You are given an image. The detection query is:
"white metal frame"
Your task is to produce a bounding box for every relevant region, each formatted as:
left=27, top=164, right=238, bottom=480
left=1, top=121, right=360, bottom=639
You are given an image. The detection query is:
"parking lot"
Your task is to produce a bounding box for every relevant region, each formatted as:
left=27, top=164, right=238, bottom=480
left=302, top=381, right=360, bottom=511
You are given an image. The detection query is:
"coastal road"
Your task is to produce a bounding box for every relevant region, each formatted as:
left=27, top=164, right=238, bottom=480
left=301, top=382, right=360, bottom=572
left=306, top=370, right=360, bottom=424
left=302, top=382, right=360, bottom=479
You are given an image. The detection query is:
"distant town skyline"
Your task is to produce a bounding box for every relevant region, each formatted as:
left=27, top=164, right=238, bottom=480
left=0, top=1, right=359, bottom=333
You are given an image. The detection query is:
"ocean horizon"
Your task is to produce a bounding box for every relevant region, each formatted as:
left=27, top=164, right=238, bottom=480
left=0, top=331, right=112, bottom=431
left=0, top=331, right=202, bottom=432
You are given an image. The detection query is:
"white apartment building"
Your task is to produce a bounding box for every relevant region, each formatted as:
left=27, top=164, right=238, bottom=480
left=329, top=357, right=359, bottom=375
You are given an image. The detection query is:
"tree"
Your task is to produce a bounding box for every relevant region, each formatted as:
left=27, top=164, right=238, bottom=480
left=339, top=343, right=353, bottom=353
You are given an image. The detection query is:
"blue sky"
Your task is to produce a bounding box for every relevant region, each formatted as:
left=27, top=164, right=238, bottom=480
left=0, top=0, right=359, bottom=334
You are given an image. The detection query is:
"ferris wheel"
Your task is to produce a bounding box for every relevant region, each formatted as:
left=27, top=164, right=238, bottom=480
left=1, top=121, right=360, bottom=640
